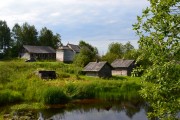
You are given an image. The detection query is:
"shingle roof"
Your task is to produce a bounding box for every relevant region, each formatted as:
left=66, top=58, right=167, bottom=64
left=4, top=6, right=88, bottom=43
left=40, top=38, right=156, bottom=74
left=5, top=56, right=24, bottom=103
left=67, top=43, right=80, bottom=53
left=57, top=46, right=72, bottom=50
left=23, top=45, right=56, bottom=53
left=83, top=61, right=111, bottom=72
left=111, top=59, right=134, bottom=68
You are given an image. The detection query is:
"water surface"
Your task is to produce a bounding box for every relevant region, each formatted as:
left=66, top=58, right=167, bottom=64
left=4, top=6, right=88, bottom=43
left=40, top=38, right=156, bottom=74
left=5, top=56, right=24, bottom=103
left=39, top=99, right=148, bottom=120
left=2, top=99, right=148, bottom=120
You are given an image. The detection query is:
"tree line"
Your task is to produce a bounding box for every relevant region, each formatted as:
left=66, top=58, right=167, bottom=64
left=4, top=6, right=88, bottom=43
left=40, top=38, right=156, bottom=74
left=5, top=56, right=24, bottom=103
left=0, top=20, right=139, bottom=64
left=73, top=40, right=139, bottom=67
left=0, top=21, right=61, bottom=59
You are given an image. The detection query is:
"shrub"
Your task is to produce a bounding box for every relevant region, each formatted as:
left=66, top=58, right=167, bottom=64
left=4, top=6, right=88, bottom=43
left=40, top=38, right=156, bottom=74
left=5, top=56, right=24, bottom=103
left=0, top=66, right=13, bottom=84
left=57, top=72, right=70, bottom=79
left=42, top=87, right=69, bottom=104
left=73, top=83, right=96, bottom=99
left=0, top=89, right=22, bottom=105
left=64, top=83, right=79, bottom=98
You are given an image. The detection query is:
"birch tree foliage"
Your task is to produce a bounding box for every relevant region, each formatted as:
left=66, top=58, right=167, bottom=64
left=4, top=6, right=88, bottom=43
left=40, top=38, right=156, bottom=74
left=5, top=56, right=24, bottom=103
left=133, top=0, right=180, bottom=119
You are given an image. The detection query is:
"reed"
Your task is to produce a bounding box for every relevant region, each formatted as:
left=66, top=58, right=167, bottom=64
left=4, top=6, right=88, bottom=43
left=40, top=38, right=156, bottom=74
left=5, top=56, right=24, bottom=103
left=42, top=86, right=69, bottom=104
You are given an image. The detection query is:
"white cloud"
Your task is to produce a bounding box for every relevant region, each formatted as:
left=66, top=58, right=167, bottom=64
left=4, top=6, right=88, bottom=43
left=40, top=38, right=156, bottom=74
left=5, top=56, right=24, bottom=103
left=0, top=0, right=149, bottom=26
left=0, top=0, right=149, bottom=52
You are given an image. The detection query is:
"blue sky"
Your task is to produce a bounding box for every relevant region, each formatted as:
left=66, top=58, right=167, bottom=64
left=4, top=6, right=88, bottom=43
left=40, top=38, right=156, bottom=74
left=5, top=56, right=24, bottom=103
left=0, top=0, right=150, bottom=54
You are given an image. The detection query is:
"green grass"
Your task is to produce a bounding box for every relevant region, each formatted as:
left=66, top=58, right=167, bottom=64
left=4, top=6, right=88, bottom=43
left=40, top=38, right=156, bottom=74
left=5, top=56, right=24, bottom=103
left=0, top=60, right=143, bottom=106
left=0, top=89, right=22, bottom=105
left=42, top=86, right=69, bottom=104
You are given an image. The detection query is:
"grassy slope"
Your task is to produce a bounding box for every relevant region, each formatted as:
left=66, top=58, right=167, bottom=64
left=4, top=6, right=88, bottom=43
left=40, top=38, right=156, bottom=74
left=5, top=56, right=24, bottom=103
left=0, top=60, right=143, bottom=108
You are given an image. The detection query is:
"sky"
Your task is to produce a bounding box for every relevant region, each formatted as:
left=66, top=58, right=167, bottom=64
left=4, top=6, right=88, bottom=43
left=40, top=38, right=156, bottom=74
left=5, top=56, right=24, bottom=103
left=0, top=0, right=150, bottom=55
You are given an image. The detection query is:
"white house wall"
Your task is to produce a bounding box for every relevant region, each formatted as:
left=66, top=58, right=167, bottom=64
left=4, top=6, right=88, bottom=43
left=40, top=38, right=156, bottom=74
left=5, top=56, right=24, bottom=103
left=20, top=53, right=30, bottom=60
left=56, top=50, right=64, bottom=61
left=56, top=49, right=76, bottom=62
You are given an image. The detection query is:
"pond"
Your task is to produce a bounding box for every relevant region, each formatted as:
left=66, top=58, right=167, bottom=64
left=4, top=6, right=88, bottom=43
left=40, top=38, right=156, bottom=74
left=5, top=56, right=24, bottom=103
left=2, top=99, right=148, bottom=120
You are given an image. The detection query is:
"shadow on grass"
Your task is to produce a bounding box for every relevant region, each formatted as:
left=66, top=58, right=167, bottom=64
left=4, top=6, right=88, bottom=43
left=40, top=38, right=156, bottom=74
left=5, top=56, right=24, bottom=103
left=110, top=76, right=128, bottom=80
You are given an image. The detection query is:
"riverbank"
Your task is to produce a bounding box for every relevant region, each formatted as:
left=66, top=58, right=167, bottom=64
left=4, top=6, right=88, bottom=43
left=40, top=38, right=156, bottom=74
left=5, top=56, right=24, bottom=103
left=0, top=61, right=143, bottom=119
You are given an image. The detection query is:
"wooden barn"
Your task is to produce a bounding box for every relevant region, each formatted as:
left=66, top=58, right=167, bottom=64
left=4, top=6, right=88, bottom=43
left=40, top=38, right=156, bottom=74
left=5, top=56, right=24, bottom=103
left=20, top=45, right=56, bottom=60
left=83, top=61, right=113, bottom=78
left=56, top=43, right=80, bottom=63
left=111, top=59, right=135, bottom=76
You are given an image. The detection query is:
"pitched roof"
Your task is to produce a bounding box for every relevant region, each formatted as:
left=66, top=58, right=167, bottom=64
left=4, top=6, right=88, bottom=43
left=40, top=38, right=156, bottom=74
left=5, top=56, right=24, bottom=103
left=23, top=45, right=56, bottom=53
left=67, top=43, right=80, bottom=53
left=57, top=46, right=72, bottom=50
left=111, top=59, right=135, bottom=68
left=83, top=61, right=111, bottom=72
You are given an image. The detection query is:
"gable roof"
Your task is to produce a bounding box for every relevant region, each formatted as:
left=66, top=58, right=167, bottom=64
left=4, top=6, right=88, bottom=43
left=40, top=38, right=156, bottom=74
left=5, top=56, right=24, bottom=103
left=57, top=46, right=72, bottom=50
left=23, top=45, right=56, bottom=53
left=111, top=59, right=135, bottom=68
left=67, top=43, right=80, bottom=53
left=83, top=61, right=112, bottom=72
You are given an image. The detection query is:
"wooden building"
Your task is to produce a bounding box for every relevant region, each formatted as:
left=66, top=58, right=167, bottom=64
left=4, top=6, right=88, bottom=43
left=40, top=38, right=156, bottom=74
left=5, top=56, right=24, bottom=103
left=83, top=61, right=112, bottom=78
left=56, top=43, right=80, bottom=63
left=37, top=70, right=56, bottom=79
left=20, top=45, right=56, bottom=60
left=111, top=59, right=135, bottom=76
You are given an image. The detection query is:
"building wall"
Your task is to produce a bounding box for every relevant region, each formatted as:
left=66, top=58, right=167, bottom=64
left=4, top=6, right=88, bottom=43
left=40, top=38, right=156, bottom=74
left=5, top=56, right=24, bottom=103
left=33, top=53, right=56, bottom=60
left=112, top=69, right=128, bottom=76
left=21, top=52, right=56, bottom=60
left=99, top=64, right=112, bottom=78
left=56, top=49, right=76, bottom=62
left=20, top=52, right=30, bottom=59
left=56, top=50, right=64, bottom=61
left=86, top=71, right=98, bottom=77
left=64, top=49, right=75, bottom=62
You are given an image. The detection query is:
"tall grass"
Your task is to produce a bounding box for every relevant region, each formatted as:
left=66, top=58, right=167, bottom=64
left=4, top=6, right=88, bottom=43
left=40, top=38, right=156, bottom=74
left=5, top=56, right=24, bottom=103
left=0, top=89, right=22, bottom=105
left=63, top=80, right=141, bottom=101
left=42, top=87, right=69, bottom=104
left=0, top=61, right=143, bottom=106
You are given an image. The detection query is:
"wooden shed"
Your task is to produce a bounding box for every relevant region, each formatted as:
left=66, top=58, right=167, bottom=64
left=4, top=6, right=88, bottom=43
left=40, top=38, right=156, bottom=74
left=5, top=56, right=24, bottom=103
left=83, top=61, right=113, bottom=78
left=111, top=59, right=135, bottom=76
left=20, top=45, right=56, bottom=60
left=56, top=43, right=80, bottom=63
left=37, top=70, right=56, bottom=79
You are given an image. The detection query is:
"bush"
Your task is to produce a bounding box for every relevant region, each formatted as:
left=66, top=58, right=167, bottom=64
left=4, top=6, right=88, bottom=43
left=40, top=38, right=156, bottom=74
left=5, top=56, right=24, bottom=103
left=0, top=89, right=22, bottom=105
left=57, top=72, right=70, bottom=79
left=0, top=66, right=13, bottom=84
left=73, top=83, right=96, bottom=99
left=42, top=87, right=69, bottom=104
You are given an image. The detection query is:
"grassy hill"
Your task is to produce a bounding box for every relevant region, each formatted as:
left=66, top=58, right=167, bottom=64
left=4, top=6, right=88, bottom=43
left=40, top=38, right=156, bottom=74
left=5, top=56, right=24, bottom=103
left=0, top=60, right=142, bottom=107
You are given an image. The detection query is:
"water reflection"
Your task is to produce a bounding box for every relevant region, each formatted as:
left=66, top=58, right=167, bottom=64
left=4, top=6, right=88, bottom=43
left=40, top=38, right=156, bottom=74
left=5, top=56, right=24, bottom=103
left=48, top=108, right=147, bottom=120
left=39, top=100, right=148, bottom=120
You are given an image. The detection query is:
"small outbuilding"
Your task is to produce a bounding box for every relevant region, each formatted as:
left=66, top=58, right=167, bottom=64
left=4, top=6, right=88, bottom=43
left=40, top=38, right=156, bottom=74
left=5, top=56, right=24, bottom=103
left=83, top=61, right=113, bottom=78
left=111, top=59, right=135, bottom=76
left=37, top=70, right=56, bottom=79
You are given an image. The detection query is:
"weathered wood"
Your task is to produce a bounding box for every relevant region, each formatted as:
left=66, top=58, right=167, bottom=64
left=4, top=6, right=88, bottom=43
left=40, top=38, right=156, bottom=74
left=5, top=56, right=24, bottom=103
left=111, top=59, right=135, bottom=76
left=83, top=61, right=112, bottom=78
left=37, top=71, right=56, bottom=79
left=20, top=45, right=56, bottom=60
left=56, top=44, right=80, bottom=63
